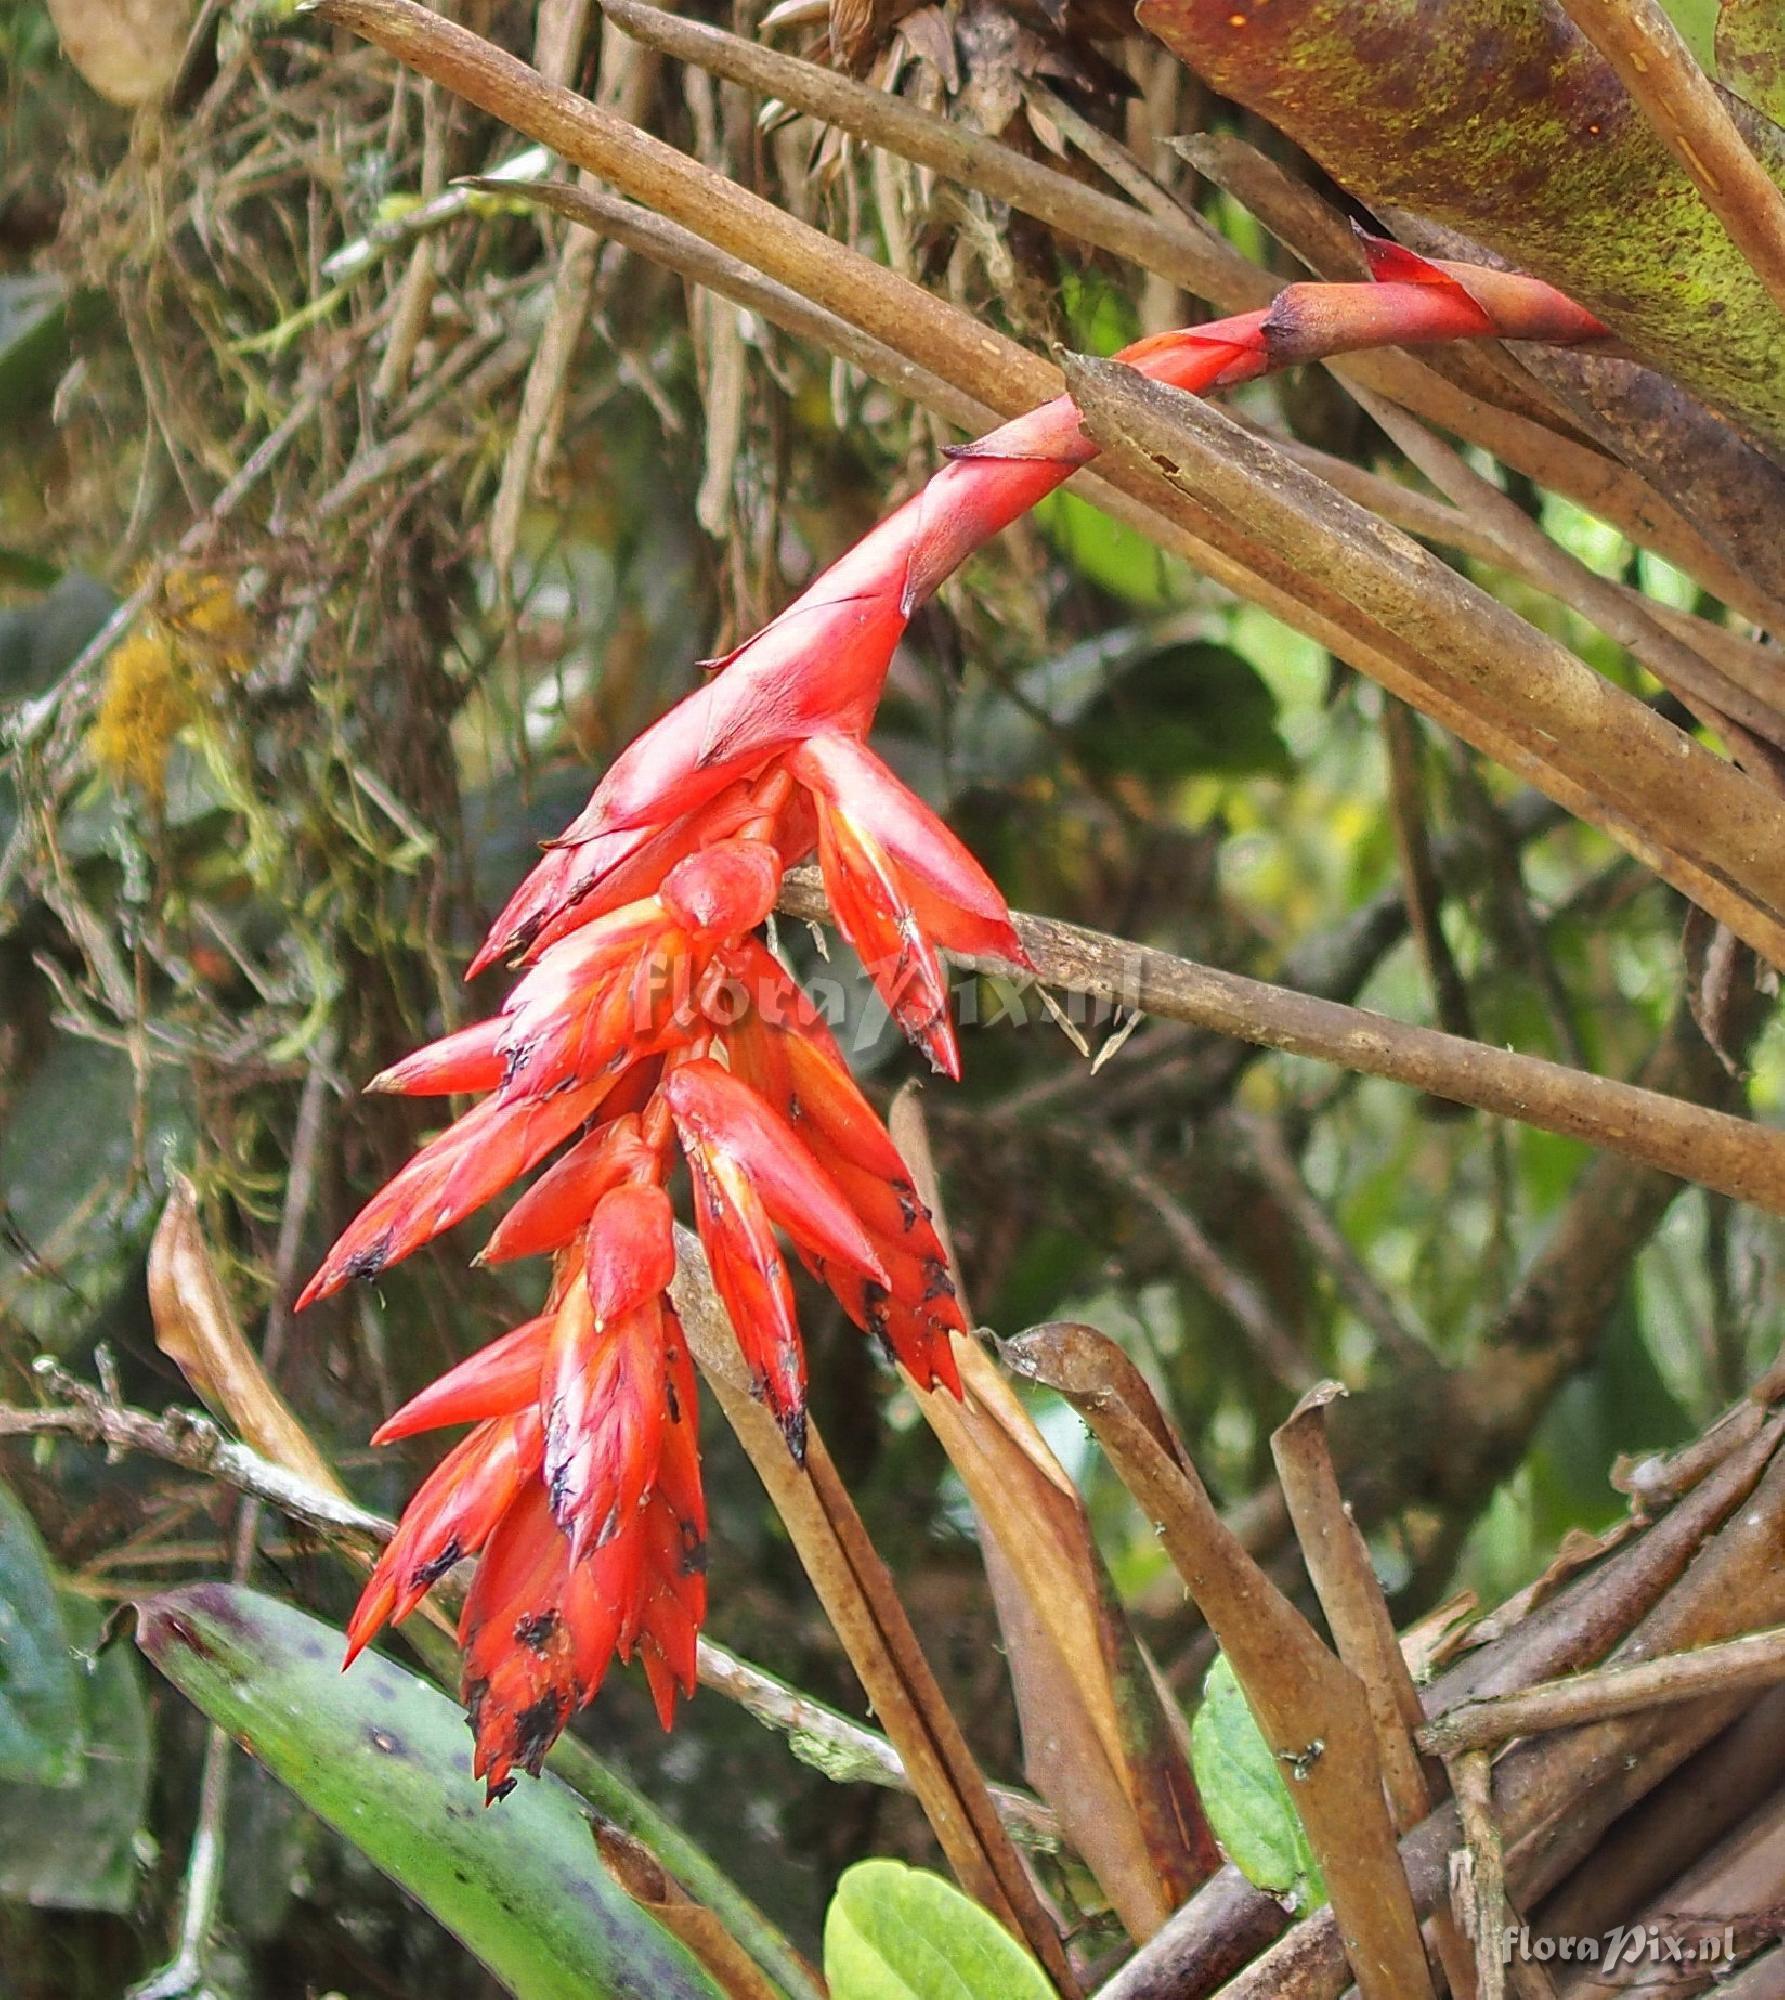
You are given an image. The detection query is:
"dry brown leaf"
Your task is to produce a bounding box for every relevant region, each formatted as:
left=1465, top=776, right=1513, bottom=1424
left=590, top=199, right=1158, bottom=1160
left=669, top=1226, right=1079, bottom=1995
left=146, top=1175, right=346, bottom=1501
left=593, top=1824, right=805, bottom=2000
left=46, top=0, right=194, bottom=106
left=890, top=1090, right=1216, bottom=1940
left=1008, top=1321, right=1434, bottom=2000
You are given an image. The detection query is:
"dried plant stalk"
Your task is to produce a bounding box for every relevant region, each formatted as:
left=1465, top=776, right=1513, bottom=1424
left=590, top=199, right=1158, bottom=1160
left=889, top=1091, right=1217, bottom=1938
left=1058, top=353, right=1785, bottom=968
left=1006, top=1321, right=1433, bottom=2000
left=596, top=0, right=1766, bottom=624
left=775, top=870, right=1785, bottom=1216
left=669, top=1230, right=1077, bottom=1993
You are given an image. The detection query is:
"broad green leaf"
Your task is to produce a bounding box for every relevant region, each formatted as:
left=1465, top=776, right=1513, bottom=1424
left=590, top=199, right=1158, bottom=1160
left=0, top=1593, right=151, bottom=1911
left=1718, top=0, right=1785, bottom=122
left=1189, top=1654, right=1325, bottom=1914
left=0, top=1479, right=82, bottom=1787
left=0, top=1039, right=191, bottom=1351
left=824, top=1860, right=1054, bottom=2000
left=0, top=274, right=68, bottom=422
left=1136, top=0, right=1785, bottom=457
left=135, top=1584, right=725, bottom=2000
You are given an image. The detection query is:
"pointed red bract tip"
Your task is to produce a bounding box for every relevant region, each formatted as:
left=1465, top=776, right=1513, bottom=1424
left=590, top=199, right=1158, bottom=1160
left=660, top=837, right=783, bottom=939
left=492, top=901, right=692, bottom=1106
left=459, top=1482, right=582, bottom=1798
left=811, top=799, right=960, bottom=1078
left=720, top=963, right=969, bottom=1397
left=479, top=1115, right=657, bottom=1266
left=1353, top=229, right=1449, bottom=287
left=542, top=1289, right=670, bottom=1559
left=367, top=1018, right=507, bottom=1097
left=348, top=1410, right=543, bottom=1657
left=790, top=733, right=1028, bottom=966
left=540, top=1181, right=677, bottom=1553
left=583, top=1181, right=677, bottom=1322
left=298, top=1081, right=608, bottom=1309
left=678, top=1136, right=810, bottom=1435
left=369, top=1313, right=552, bottom=1444
left=663, top=1060, right=888, bottom=1286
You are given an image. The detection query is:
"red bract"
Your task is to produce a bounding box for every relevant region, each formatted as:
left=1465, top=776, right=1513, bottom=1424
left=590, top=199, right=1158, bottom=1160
left=664, top=1057, right=889, bottom=1451
left=309, top=243, right=1605, bottom=1790
left=542, top=1183, right=676, bottom=1557
left=345, top=1410, right=542, bottom=1659
left=370, top=1313, right=550, bottom=1443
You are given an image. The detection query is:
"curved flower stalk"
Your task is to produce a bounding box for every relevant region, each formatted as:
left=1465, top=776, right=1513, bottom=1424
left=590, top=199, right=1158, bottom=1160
left=306, top=237, right=1605, bottom=1794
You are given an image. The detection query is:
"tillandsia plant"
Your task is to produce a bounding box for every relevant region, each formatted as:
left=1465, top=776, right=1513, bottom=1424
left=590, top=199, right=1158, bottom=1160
left=305, top=237, right=1607, bottom=1796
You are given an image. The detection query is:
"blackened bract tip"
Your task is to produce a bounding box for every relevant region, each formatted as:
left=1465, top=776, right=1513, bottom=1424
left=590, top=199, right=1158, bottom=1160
left=781, top=1402, right=809, bottom=1466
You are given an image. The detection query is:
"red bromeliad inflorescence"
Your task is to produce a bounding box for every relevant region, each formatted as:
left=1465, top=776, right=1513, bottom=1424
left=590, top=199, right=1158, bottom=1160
left=303, top=239, right=1606, bottom=1795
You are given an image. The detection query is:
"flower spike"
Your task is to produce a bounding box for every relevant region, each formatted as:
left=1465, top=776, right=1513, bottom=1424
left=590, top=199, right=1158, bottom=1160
left=312, top=240, right=1606, bottom=1786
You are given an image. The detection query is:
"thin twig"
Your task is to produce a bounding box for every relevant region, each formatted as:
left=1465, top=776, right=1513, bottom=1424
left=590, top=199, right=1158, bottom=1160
left=1450, top=1751, right=1508, bottom=2000
left=775, top=868, right=1785, bottom=1215
left=1381, top=699, right=1477, bottom=1041
left=596, top=0, right=1776, bottom=627
left=1057, top=351, right=1785, bottom=968
left=1086, top=1131, right=1317, bottom=1393
left=697, top=1623, right=1061, bottom=1847
left=0, top=1368, right=1055, bottom=1842
left=464, top=176, right=1210, bottom=568
left=3, top=364, right=342, bottom=762
left=1422, top=1626, right=1785, bottom=1758
left=1268, top=1390, right=1480, bottom=2000
left=1226, top=1113, right=1430, bottom=1367
left=127, top=1718, right=234, bottom=2000
left=1270, top=1387, right=1436, bottom=1829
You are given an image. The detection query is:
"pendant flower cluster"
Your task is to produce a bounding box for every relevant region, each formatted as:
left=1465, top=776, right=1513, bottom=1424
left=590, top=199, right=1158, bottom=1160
left=302, top=739, right=1017, bottom=1793
left=304, top=237, right=1605, bottom=1794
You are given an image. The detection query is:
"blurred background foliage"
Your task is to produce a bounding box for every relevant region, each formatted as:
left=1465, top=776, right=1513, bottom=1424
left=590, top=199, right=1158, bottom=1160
left=0, top=0, right=1780, bottom=1990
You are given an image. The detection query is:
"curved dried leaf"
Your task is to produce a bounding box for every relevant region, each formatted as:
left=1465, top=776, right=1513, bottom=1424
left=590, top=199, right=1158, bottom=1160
left=46, top=0, right=194, bottom=105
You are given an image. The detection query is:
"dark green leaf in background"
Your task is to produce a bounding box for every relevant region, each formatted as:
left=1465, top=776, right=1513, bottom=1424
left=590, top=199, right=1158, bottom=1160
left=0, top=1040, right=190, bottom=1352
left=0, top=274, right=69, bottom=425
left=0, top=1477, right=83, bottom=1787
left=1073, top=641, right=1293, bottom=783
left=0, top=1592, right=151, bottom=1912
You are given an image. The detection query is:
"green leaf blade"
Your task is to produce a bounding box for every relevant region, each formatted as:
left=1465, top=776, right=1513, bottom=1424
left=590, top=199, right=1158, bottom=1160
left=0, top=1478, right=83, bottom=1787
left=135, top=1582, right=725, bottom=2000
left=0, top=1592, right=152, bottom=1912
left=1189, top=1654, right=1325, bottom=1914
left=823, top=1860, right=1054, bottom=2000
